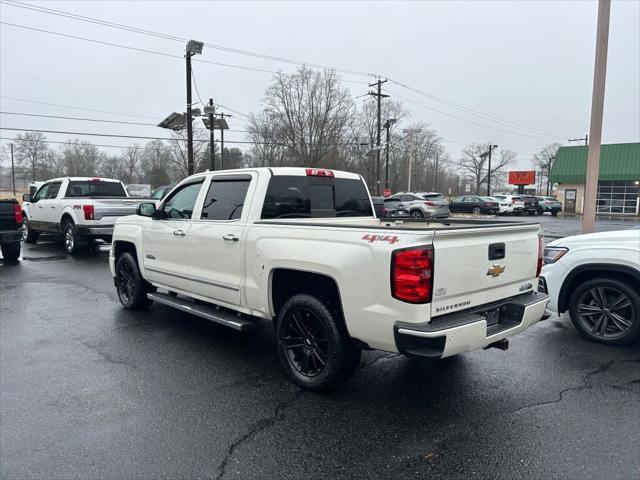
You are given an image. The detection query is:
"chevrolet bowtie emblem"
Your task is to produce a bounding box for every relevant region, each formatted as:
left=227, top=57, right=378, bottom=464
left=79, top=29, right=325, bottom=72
left=486, top=264, right=505, bottom=277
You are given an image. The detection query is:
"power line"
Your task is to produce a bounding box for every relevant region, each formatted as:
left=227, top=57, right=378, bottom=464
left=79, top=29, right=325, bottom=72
left=387, top=79, right=570, bottom=138
left=1, top=0, right=564, bottom=136
left=0, top=95, right=159, bottom=120
left=0, top=136, right=175, bottom=152
left=1, top=0, right=376, bottom=80
left=388, top=90, right=560, bottom=140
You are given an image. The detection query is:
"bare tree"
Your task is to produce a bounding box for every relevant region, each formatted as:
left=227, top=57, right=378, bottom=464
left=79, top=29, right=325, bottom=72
left=258, top=66, right=354, bottom=166
left=14, top=131, right=49, bottom=181
left=166, top=129, right=209, bottom=180
left=121, top=144, right=144, bottom=184
left=61, top=140, right=105, bottom=177
left=457, top=144, right=516, bottom=194
left=246, top=110, right=287, bottom=167
left=140, top=140, right=173, bottom=187
left=531, top=143, right=561, bottom=195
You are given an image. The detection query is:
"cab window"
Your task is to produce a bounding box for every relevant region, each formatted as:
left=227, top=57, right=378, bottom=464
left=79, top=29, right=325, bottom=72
left=201, top=177, right=251, bottom=221
left=46, top=182, right=62, bottom=199
left=162, top=181, right=203, bottom=219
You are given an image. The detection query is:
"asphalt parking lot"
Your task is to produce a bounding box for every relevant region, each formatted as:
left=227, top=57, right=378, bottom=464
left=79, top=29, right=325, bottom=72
left=1, top=216, right=639, bottom=480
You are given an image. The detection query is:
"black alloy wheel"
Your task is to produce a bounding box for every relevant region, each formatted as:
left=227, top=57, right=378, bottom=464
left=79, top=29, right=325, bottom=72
left=410, top=209, right=424, bottom=219
left=115, top=252, right=154, bottom=310
left=282, top=306, right=330, bottom=378
left=276, top=293, right=361, bottom=391
left=569, top=278, right=640, bottom=345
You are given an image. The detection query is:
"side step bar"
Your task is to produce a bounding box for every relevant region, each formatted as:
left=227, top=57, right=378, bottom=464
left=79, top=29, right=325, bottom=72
left=147, top=292, right=255, bottom=331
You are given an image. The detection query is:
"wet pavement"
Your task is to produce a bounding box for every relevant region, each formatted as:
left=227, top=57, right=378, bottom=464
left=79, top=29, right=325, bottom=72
left=1, top=228, right=639, bottom=480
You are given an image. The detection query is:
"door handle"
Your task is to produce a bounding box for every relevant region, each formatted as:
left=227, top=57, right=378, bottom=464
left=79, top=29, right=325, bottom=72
left=173, top=230, right=186, bottom=237
left=223, top=233, right=239, bottom=242
left=50, top=206, right=56, bottom=209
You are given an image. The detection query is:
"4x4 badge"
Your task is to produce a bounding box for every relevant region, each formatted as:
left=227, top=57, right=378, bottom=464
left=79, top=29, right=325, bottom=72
left=486, top=264, right=505, bottom=277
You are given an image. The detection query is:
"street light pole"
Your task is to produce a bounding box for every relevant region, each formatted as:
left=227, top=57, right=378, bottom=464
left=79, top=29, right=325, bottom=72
left=208, top=99, right=215, bottom=170
left=185, top=50, right=194, bottom=176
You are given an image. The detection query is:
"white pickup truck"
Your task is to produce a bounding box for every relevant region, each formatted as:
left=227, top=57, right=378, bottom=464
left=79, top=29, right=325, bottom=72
left=109, top=167, right=549, bottom=391
left=22, top=177, right=143, bottom=254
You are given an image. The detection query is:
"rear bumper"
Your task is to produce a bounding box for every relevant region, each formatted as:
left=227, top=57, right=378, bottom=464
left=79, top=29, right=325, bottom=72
left=394, top=292, right=549, bottom=358
left=0, top=230, right=22, bottom=244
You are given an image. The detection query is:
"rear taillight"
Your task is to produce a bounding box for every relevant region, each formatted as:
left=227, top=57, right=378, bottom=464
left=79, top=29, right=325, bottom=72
left=83, top=204, right=94, bottom=220
left=511, top=198, right=516, bottom=204
left=391, top=246, right=434, bottom=304
left=424, top=201, right=436, bottom=206
left=14, top=204, right=22, bottom=224
left=536, top=235, right=544, bottom=277
left=305, top=168, right=334, bottom=177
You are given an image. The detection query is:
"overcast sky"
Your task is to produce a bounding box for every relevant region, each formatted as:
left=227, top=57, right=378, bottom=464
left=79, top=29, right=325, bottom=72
left=1, top=0, right=639, bottom=171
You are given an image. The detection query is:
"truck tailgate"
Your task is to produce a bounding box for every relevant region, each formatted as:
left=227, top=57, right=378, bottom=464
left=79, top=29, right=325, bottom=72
left=92, top=199, right=141, bottom=221
left=431, top=224, right=540, bottom=316
left=0, top=201, right=18, bottom=231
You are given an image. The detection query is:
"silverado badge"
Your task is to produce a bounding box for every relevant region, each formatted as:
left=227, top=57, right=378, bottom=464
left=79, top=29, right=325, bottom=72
left=486, top=264, right=505, bottom=277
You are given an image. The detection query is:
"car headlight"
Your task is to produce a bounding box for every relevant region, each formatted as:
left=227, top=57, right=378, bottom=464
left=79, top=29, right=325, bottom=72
left=543, top=246, right=568, bottom=264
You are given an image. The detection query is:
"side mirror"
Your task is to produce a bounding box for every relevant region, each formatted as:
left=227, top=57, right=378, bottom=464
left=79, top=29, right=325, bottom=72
left=22, top=194, right=31, bottom=202
left=137, top=202, right=157, bottom=217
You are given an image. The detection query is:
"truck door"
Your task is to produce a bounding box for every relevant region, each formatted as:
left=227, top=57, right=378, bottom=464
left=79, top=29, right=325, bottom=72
left=28, top=183, right=50, bottom=230
left=142, top=179, right=205, bottom=292
left=186, top=173, right=255, bottom=306
left=43, top=181, right=62, bottom=226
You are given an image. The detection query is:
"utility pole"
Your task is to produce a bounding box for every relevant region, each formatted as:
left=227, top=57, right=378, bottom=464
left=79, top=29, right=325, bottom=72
left=546, top=156, right=554, bottom=196
left=383, top=118, right=396, bottom=191
left=208, top=99, right=215, bottom=171
left=10, top=143, right=15, bottom=196
left=185, top=48, right=195, bottom=176
left=434, top=153, right=439, bottom=191
left=216, top=111, right=231, bottom=169
left=486, top=144, right=497, bottom=196
left=368, top=79, right=389, bottom=195
left=583, top=0, right=610, bottom=234
left=403, top=128, right=421, bottom=192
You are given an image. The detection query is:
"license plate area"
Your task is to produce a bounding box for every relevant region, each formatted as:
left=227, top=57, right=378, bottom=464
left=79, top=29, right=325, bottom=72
left=482, top=304, right=523, bottom=336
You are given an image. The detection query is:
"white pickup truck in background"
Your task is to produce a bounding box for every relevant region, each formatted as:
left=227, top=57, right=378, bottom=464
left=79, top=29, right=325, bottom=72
left=22, top=177, right=143, bottom=254
left=109, top=167, right=549, bottom=391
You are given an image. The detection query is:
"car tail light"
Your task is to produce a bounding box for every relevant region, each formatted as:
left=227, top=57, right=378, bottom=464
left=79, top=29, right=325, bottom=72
left=536, top=235, right=544, bottom=277
left=424, top=201, right=436, bottom=206
left=391, top=246, right=434, bottom=304
left=511, top=198, right=517, bottom=204
left=305, top=168, right=334, bottom=177
left=14, top=203, right=22, bottom=224
left=485, top=203, right=494, bottom=207
left=83, top=204, right=94, bottom=220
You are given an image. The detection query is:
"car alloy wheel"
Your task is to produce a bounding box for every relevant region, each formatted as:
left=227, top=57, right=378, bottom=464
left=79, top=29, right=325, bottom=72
left=472, top=207, right=482, bottom=215
left=410, top=210, right=423, bottom=219
left=281, top=307, right=330, bottom=378
left=21, top=219, right=28, bottom=242
left=576, top=286, right=635, bottom=339
left=116, top=258, right=137, bottom=305
left=64, top=225, right=75, bottom=253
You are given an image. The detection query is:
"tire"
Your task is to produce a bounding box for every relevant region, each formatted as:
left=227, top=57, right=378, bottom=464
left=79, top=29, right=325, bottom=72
left=275, top=293, right=361, bottom=392
left=23, top=218, right=39, bottom=244
left=1, top=242, right=20, bottom=261
left=62, top=221, right=83, bottom=255
left=551, top=210, right=558, bottom=216
left=472, top=206, right=482, bottom=215
left=115, top=252, right=154, bottom=310
left=410, top=209, right=423, bottom=219
left=527, top=210, right=535, bottom=216
left=568, top=277, right=640, bottom=346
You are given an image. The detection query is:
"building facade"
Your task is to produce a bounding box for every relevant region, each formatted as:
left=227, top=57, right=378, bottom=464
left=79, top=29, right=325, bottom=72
left=550, top=143, right=640, bottom=215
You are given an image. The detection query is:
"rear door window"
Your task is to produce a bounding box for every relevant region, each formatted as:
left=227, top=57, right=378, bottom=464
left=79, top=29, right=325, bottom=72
left=46, top=182, right=62, bottom=199
left=261, top=176, right=373, bottom=219
left=201, top=177, right=251, bottom=221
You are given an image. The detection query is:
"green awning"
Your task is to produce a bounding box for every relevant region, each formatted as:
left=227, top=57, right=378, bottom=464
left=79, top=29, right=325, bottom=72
left=550, top=142, right=640, bottom=183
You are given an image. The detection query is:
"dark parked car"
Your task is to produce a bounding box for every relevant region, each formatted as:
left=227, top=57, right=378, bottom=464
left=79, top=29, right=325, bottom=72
left=449, top=196, right=499, bottom=215
left=0, top=199, right=23, bottom=261
left=536, top=196, right=562, bottom=215
left=520, top=195, right=541, bottom=215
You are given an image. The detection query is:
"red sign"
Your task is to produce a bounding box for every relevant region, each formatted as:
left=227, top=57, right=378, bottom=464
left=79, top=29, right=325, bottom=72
left=508, top=170, right=536, bottom=185
left=383, top=188, right=392, bottom=198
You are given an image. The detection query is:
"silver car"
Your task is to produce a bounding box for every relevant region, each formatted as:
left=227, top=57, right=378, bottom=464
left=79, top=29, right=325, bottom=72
left=390, top=192, right=450, bottom=219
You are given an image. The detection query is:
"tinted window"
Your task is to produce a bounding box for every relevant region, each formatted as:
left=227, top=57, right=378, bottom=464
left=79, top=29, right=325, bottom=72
left=201, top=179, right=250, bottom=220
left=422, top=193, right=444, bottom=200
left=493, top=195, right=506, bottom=200
left=46, top=182, right=62, bottom=199
left=162, top=181, right=203, bottom=219
left=261, top=176, right=373, bottom=219
left=66, top=181, right=127, bottom=197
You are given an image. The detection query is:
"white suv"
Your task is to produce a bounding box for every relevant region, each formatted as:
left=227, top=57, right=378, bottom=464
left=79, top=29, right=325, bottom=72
left=540, top=230, right=640, bottom=345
